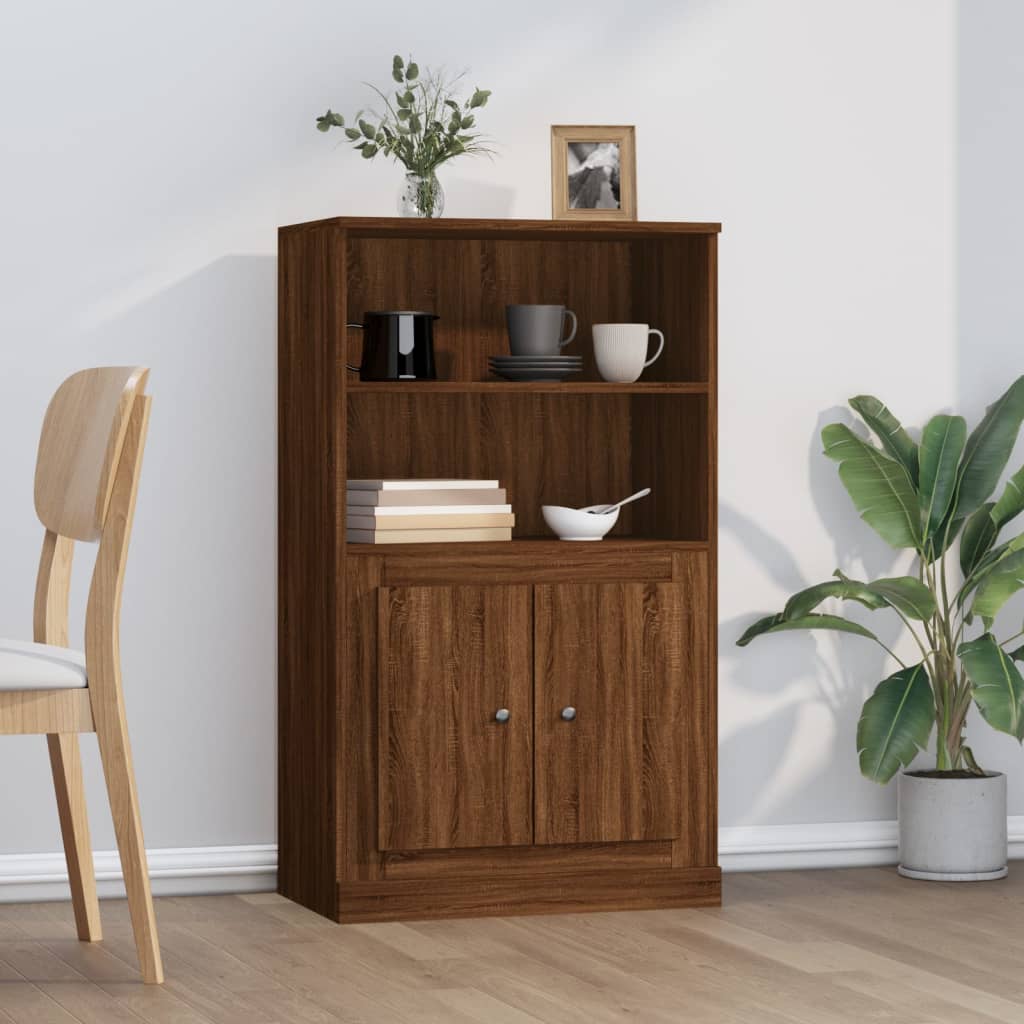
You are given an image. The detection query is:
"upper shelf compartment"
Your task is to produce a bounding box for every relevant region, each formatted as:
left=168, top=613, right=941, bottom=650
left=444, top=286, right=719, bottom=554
left=339, top=221, right=716, bottom=386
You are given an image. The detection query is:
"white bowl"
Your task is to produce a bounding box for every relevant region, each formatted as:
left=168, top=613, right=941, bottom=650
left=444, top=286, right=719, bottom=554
left=542, top=504, right=620, bottom=541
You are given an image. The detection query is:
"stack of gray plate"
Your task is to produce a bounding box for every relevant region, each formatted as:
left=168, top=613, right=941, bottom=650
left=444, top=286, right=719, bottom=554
left=489, top=354, right=583, bottom=382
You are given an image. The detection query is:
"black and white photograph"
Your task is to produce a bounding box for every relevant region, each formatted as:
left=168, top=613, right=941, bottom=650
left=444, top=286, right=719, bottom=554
left=550, top=125, right=636, bottom=220
left=567, top=141, right=621, bottom=209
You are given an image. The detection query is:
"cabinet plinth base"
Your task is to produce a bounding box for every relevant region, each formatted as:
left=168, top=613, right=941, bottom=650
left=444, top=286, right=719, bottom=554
left=334, top=866, right=722, bottom=924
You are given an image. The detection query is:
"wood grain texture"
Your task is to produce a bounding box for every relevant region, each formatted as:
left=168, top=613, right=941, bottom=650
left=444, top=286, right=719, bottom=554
left=85, top=395, right=163, bottom=985
left=3, top=370, right=160, bottom=981
left=47, top=733, right=102, bottom=942
left=341, top=555, right=383, bottom=883
left=34, top=367, right=149, bottom=542
left=277, top=222, right=342, bottom=916
left=339, top=867, right=720, bottom=923
left=378, top=585, right=533, bottom=851
left=347, top=236, right=633, bottom=382
left=348, top=393, right=637, bottom=537
left=631, top=395, right=709, bottom=541
left=12, top=874, right=1024, bottom=1022
left=630, top=235, right=712, bottom=382
left=33, top=531, right=74, bottom=647
left=280, top=217, right=719, bottom=923
left=284, top=215, right=720, bottom=238
left=693, top=231, right=718, bottom=870
left=379, top=542, right=678, bottom=586
left=382, top=840, right=673, bottom=879
left=673, top=551, right=715, bottom=867
left=0, top=689, right=94, bottom=734
left=349, top=380, right=709, bottom=394
left=534, top=583, right=682, bottom=845
left=34, top=502, right=99, bottom=949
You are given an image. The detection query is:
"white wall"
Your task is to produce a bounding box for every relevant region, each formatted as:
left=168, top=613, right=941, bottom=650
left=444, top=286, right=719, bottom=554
left=0, top=0, right=962, bottom=867
left=951, top=0, right=1024, bottom=811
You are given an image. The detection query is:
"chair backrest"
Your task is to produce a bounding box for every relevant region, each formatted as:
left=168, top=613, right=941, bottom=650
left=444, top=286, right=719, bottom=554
left=32, top=368, right=151, bottom=652
left=35, top=368, right=150, bottom=542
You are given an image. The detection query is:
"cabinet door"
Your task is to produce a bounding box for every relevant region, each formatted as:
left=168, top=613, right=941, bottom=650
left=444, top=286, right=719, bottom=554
left=534, top=583, right=682, bottom=845
left=378, top=585, right=533, bottom=851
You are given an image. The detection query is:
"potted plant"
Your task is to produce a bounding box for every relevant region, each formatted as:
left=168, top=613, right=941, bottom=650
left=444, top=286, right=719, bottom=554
left=738, top=379, right=1024, bottom=880
left=317, top=55, right=493, bottom=218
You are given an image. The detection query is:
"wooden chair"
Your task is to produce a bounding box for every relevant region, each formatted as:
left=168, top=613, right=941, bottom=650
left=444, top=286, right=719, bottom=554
left=0, top=367, right=163, bottom=984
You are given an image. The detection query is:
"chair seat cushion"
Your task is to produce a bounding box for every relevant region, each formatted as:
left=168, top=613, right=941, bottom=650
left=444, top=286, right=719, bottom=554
left=0, top=639, right=87, bottom=691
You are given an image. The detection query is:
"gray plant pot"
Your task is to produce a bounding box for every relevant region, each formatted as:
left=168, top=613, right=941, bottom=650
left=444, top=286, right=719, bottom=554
left=897, top=771, right=1008, bottom=881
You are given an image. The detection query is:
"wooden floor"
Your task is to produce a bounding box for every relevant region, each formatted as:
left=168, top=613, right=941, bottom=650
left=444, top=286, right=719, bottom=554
left=1, top=867, right=1024, bottom=1022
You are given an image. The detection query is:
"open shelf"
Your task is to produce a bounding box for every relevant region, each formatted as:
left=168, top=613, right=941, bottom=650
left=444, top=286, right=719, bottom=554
left=344, top=232, right=713, bottom=385
left=347, top=391, right=710, bottom=542
left=347, top=381, right=710, bottom=395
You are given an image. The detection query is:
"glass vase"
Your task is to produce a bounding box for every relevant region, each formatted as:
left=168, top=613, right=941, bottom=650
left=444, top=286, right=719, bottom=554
left=397, top=172, right=445, bottom=219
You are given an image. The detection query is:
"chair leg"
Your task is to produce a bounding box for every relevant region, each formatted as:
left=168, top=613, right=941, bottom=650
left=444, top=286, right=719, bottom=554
left=94, top=713, right=164, bottom=984
left=47, top=733, right=102, bottom=942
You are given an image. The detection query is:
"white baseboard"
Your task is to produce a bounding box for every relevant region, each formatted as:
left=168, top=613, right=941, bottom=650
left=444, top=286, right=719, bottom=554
left=0, top=845, right=277, bottom=904
left=720, top=816, right=1024, bottom=873
left=3, top=819, right=1024, bottom=902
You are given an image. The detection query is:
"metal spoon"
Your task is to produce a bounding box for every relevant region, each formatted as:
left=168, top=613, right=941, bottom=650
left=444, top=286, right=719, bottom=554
left=586, top=487, right=652, bottom=515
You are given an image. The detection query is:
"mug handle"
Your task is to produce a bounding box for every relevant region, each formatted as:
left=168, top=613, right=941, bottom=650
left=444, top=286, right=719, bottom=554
left=644, top=328, right=665, bottom=367
left=559, top=309, right=578, bottom=349
left=345, top=322, right=363, bottom=373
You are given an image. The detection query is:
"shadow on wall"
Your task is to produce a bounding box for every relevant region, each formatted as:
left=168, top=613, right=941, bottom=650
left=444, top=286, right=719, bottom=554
left=63, top=254, right=279, bottom=849
left=719, top=409, right=904, bottom=825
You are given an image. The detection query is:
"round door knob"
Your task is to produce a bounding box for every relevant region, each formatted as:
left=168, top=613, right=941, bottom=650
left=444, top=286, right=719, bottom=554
left=495, top=708, right=510, bottom=723
left=560, top=706, right=577, bottom=721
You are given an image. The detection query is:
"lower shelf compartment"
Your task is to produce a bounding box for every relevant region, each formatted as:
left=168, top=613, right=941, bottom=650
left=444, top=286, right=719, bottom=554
left=335, top=865, right=722, bottom=923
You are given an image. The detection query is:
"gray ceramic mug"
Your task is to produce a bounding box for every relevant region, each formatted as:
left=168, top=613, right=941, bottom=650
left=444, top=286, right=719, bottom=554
left=506, top=304, right=578, bottom=356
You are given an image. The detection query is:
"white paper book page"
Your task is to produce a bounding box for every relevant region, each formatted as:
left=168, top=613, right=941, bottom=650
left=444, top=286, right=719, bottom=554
left=346, top=479, right=500, bottom=490
left=345, top=505, right=513, bottom=516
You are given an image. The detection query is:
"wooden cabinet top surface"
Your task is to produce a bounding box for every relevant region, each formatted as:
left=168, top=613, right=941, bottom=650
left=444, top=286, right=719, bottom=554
left=279, top=216, right=722, bottom=239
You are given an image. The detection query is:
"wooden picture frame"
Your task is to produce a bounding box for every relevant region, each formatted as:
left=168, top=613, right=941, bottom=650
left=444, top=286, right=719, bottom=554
left=550, top=125, right=637, bottom=221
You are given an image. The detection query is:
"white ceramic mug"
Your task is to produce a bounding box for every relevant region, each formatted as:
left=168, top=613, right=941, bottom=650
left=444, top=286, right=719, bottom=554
left=592, top=324, right=665, bottom=383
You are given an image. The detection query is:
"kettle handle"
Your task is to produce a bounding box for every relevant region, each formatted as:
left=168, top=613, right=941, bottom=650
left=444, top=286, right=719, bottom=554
left=345, top=322, right=363, bottom=373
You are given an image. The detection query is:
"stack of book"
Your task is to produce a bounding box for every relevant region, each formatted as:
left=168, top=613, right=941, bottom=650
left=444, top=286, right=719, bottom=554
left=346, top=479, right=514, bottom=543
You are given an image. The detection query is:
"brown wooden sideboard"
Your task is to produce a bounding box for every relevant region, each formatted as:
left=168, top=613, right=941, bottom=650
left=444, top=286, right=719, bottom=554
left=278, top=216, right=720, bottom=922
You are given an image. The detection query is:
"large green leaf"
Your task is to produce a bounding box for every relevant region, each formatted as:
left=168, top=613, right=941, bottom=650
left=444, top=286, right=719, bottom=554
left=953, top=376, right=1024, bottom=521
left=736, top=612, right=880, bottom=648
left=856, top=663, right=934, bottom=783
left=960, top=503, right=999, bottom=578
left=862, top=577, right=936, bottom=620
left=849, top=395, right=920, bottom=485
left=918, top=414, right=967, bottom=539
left=925, top=515, right=964, bottom=563
left=783, top=571, right=935, bottom=623
left=958, top=633, right=1024, bottom=741
left=956, top=531, right=1024, bottom=608
left=991, top=464, right=1024, bottom=530
left=971, top=548, right=1024, bottom=627
left=822, top=424, right=921, bottom=549
left=783, top=576, right=888, bottom=619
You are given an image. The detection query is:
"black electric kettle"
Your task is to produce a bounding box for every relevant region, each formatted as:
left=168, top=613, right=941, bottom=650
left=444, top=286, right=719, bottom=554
left=346, top=310, right=438, bottom=381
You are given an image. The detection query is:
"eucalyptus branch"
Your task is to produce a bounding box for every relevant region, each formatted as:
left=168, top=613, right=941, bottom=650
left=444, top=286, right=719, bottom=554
left=315, top=54, right=495, bottom=198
